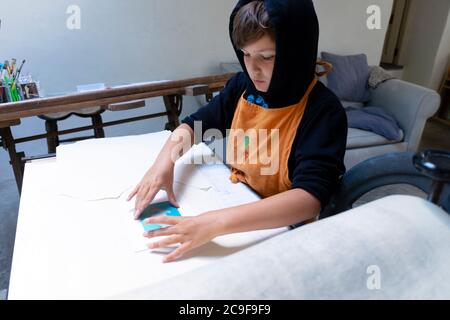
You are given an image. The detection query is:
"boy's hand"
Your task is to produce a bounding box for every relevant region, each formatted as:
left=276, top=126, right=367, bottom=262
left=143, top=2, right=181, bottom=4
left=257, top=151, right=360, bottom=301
left=143, top=211, right=224, bottom=263
left=127, top=162, right=179, bottom=219
left=127, top=124, right=194, bottom=219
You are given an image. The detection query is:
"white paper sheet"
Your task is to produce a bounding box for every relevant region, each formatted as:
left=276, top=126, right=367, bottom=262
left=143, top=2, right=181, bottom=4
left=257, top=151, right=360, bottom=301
left=55, top=131, right=263, bottom=253
left=120, top=163, right=262, bottom=252
left=56, top=131, right=214, bottom=201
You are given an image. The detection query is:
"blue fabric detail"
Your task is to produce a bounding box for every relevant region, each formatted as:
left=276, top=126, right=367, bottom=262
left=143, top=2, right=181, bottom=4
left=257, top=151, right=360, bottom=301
left=246, top=94, right=268, bottom=108
left=256, top=96, right=264, bottom=104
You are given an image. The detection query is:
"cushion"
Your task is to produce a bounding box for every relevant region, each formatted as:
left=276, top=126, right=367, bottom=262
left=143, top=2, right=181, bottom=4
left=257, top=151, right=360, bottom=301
left=346, top=106, right=404, bottom=141
left=368, top=65, right=395, bottom=88
left=321, top=52, right=372, bottom=103
left=346, top=128, right=402, bottom=149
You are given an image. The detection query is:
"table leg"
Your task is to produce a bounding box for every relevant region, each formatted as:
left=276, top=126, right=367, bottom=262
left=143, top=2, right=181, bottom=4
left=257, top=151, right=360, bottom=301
left=44, top=119, right=59, bottom=154
left=0, top=127, right=23, bottom=193
left=163, top=94, right=182, bottom=131
left=91, top=113, right=106, bottom=138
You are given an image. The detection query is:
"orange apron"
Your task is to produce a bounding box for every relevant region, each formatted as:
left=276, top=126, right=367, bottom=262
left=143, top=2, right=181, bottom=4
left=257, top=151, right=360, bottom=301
left=226, top=61, right=331, bottom=198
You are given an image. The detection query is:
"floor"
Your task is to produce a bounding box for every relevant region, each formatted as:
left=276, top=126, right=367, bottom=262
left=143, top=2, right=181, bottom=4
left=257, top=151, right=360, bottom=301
left=0, top=117, right=449, bottom=297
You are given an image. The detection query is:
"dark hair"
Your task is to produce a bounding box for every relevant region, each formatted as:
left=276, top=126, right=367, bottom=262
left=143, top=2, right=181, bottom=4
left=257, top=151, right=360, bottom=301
left=232, top=1, right=275, bottom=49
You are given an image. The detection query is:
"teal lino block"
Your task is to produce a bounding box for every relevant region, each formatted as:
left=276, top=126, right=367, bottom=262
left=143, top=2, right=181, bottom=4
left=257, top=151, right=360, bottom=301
left=139, top=201, right=181, bottom=232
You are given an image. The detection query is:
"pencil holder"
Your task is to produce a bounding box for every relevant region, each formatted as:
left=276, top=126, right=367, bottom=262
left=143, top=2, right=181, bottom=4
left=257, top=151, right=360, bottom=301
left=2, top=83, right=13, bottom=102
left=20, top=82, right=40, bottom=100
left=0, top=85, right=5, bottom=103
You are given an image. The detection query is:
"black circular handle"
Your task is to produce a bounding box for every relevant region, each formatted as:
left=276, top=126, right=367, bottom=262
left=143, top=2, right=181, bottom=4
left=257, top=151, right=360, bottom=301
left=413, top=149, right=450, bottom=182
left=413, top=149, right=450, bottom=204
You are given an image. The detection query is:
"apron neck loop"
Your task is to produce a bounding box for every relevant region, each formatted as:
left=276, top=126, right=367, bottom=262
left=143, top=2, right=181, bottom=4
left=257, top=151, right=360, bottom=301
left=316, top=60, right=333, bottom=78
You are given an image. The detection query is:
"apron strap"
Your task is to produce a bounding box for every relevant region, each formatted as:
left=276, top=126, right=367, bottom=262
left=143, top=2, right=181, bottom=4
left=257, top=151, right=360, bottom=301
left=316, top=60, right=333, bottom=77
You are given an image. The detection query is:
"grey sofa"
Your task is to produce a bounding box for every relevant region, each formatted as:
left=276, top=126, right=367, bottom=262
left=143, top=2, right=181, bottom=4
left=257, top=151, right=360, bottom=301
left=342, top=78, right=441, bottom=169
left=219, top=62, right=441, bottom=169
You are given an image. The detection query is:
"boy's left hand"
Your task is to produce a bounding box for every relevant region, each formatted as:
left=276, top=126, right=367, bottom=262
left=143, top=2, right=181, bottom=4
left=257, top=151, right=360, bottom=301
left=143, top=212, right=223, bottom=263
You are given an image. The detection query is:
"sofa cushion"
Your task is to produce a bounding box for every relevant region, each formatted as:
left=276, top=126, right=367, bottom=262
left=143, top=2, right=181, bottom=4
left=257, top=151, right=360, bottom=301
left=346, top=106, right=404, bottom=141
left=321, top=52, right=372, bottom=103
left=347, top=128, right=404, bottom=149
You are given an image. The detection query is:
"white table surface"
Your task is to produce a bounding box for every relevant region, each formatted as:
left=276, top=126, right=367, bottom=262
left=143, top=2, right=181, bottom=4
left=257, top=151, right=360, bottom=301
left=8, top=156, right=288, bottom=300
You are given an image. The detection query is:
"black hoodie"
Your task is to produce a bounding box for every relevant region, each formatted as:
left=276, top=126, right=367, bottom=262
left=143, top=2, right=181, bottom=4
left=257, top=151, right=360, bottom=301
left=182, top=0, right=348, bottom=210
left=230, top=0, right=319, bottom=108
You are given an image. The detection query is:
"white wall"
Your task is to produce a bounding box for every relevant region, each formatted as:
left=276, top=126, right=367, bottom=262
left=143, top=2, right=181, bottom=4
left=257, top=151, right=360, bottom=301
left=0, top=0, right=393, bottom=187
left=0, top=0, right=237, bottom=162
left=0, top=0, right=394, bottom=95
left=0, top=0, right=237, bottom=93
left=398, top=0, right=450, bottom=90
left=430, top=10, right=450, bottom=91
left=315, top=0, right=393, bottom=66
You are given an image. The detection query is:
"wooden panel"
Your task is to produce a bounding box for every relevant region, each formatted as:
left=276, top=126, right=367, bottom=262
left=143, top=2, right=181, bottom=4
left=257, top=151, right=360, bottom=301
left=107, top=100, right=146, bottom=111
left=184, top=81, right=225, bottom=96
left=0, top=119, right=21, bottom=128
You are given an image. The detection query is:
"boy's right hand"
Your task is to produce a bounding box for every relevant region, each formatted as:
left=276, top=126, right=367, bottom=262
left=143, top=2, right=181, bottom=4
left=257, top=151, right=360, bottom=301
left=127, top=161, right=179, bottom=220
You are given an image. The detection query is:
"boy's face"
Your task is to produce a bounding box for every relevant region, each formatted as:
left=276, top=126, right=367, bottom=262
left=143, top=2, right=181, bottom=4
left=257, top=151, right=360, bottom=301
left=241, top=34, right=276, bottom=93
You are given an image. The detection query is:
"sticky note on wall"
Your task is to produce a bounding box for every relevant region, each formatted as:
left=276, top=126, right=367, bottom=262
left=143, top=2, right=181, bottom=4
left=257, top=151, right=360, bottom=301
left=139, top=201, right=181, bottom=232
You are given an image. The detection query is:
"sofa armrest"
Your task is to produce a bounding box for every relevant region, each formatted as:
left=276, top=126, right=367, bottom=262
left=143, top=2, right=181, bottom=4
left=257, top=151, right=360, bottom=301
left=368, top=79, right=440, bottom=151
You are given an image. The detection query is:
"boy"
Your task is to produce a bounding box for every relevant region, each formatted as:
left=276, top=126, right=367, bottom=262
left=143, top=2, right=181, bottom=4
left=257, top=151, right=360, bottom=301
left=128, top=0, right=347, bottom=263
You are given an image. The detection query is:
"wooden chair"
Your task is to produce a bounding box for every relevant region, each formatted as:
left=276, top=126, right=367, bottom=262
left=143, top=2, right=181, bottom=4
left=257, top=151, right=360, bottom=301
left=38, top=107, right=106, bottom=154
left=38, top=100, right=148, bottom=154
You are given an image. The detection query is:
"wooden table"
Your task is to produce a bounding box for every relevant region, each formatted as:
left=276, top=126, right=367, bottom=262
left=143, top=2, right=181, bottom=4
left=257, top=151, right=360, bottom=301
left=0, top=73, right=234, bottom=193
